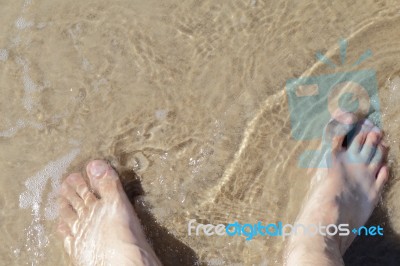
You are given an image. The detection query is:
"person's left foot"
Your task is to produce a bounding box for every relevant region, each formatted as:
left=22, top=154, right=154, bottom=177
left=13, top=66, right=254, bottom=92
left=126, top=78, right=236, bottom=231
left=285, top=114, right=389, bottom=265
left=58, top=160, right=161, bottom=266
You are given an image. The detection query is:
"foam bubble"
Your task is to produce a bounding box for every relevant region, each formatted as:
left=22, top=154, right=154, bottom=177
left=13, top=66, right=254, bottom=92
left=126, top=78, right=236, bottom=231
left=24, top=0, right=32, bottom=7
left=27, top=120, right=44, bottom=130
left=0, top=119, right=26, bottom=137
left=22, top=95, right=34, bottom=111
left=0, top=119, right=43, bottom=138
left=19, top=148, right=80, bottom=211
left=15, top=17, right=33, bottom=30
left=19, top=149, right=80, bottom=263
left=11, top=36, right=21, bottom=46
left=16, top=57, right=39, bottom=112
left=23, top=71, right=37, bottom=93
left=0, top=49, right=8, bottom=62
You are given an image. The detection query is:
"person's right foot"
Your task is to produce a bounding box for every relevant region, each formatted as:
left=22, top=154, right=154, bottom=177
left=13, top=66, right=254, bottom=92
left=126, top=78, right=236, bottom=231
left=285, top=114, right=389, bottom=265
left=58, top=160, right=161, bottom=266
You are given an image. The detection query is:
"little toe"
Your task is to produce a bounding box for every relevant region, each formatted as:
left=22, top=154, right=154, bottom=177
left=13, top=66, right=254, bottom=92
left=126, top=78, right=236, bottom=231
left=348, top=119, right=374, bottom=153
left=65, top=173, right=97, bottom=207
left=60, top=179, right=85, bottom=215
left=375, top=165, right=389, bottom=193
left=58, top=196, right=78, bottom=227
left=86, top=160, right=122, bottom=199
left=360, top=126, right=382, bottom=161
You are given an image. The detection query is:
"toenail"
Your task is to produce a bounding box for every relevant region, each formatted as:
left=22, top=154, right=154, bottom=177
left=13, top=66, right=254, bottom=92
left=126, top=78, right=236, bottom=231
left=88, top=161, right=108, bottom=178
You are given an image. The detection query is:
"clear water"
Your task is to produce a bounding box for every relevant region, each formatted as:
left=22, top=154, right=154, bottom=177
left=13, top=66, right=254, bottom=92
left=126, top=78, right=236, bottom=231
left=1, top=0, right=400, bottom=265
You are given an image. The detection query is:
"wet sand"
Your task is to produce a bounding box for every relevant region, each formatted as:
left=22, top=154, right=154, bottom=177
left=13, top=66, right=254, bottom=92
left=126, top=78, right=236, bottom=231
left=1, top=0, right=400, bottom=265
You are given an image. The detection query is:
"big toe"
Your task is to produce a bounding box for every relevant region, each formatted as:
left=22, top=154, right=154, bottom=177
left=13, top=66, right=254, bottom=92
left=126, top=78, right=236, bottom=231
left=323, top=110, right=357, bottom=151
left=86, top=160, right=123, bottom=199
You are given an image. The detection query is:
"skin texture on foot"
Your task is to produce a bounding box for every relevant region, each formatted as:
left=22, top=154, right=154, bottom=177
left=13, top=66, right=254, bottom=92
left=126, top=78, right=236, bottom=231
left=285, top=114, right=389, bottom=266
left=58, top=160, right=162, bottom=266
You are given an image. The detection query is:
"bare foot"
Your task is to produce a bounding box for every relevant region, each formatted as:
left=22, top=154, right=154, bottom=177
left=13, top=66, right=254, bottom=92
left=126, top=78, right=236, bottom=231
left=58, top=160, right=161, bottom=266
left=285, top=115, right=389, bottom=266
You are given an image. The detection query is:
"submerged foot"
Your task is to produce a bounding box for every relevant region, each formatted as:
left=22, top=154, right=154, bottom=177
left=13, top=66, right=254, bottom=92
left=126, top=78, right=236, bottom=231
left=58, top=160, right=161, bottom=266
left=285, top=114, right=389, bottom=265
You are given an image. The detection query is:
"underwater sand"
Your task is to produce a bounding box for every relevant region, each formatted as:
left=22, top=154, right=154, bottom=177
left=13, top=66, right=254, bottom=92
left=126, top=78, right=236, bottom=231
left=2, top=0, right=400, bottom=265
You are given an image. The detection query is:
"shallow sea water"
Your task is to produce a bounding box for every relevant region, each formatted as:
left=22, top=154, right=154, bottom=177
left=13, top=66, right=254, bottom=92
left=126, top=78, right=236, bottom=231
left=2, top=0, right=400, bottom=265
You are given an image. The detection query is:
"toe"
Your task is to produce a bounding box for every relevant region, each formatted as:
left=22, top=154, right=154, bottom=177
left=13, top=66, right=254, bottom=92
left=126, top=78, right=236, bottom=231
left=58, top=220, right=72, bottom=238
left=58, top=196, right=78, bottom=227
left=375, top=165, right=389, bottom=192
left=86, top=160, right=123, bottom=199
left=360, top=126, right=382, bottom=162
left=60, top=178, right=85, bottom=215
left=348, top=119, right=374, bottom=153
left=323, top=111, right=357, bottom=151
left=66, top=173, right=97, bottom=207
left=369, top=143, right=388, bottom=175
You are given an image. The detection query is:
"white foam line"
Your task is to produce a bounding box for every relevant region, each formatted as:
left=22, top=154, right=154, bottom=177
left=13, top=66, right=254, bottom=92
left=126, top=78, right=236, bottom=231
left=18, top=148, right=80, bottom=263
left=0, top=119, right=26, bottom=137
left=15, top=17, right=33, bottom=30
left=19, top=148, right=80, bottom=212
left=15, top=57, right=41, bottom=112
left=0, top=49, right=8, bottom=61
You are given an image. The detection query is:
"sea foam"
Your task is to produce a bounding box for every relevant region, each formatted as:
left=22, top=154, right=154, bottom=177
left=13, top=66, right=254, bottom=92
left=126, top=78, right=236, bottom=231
left=18, top=148, right=80, bottom=263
